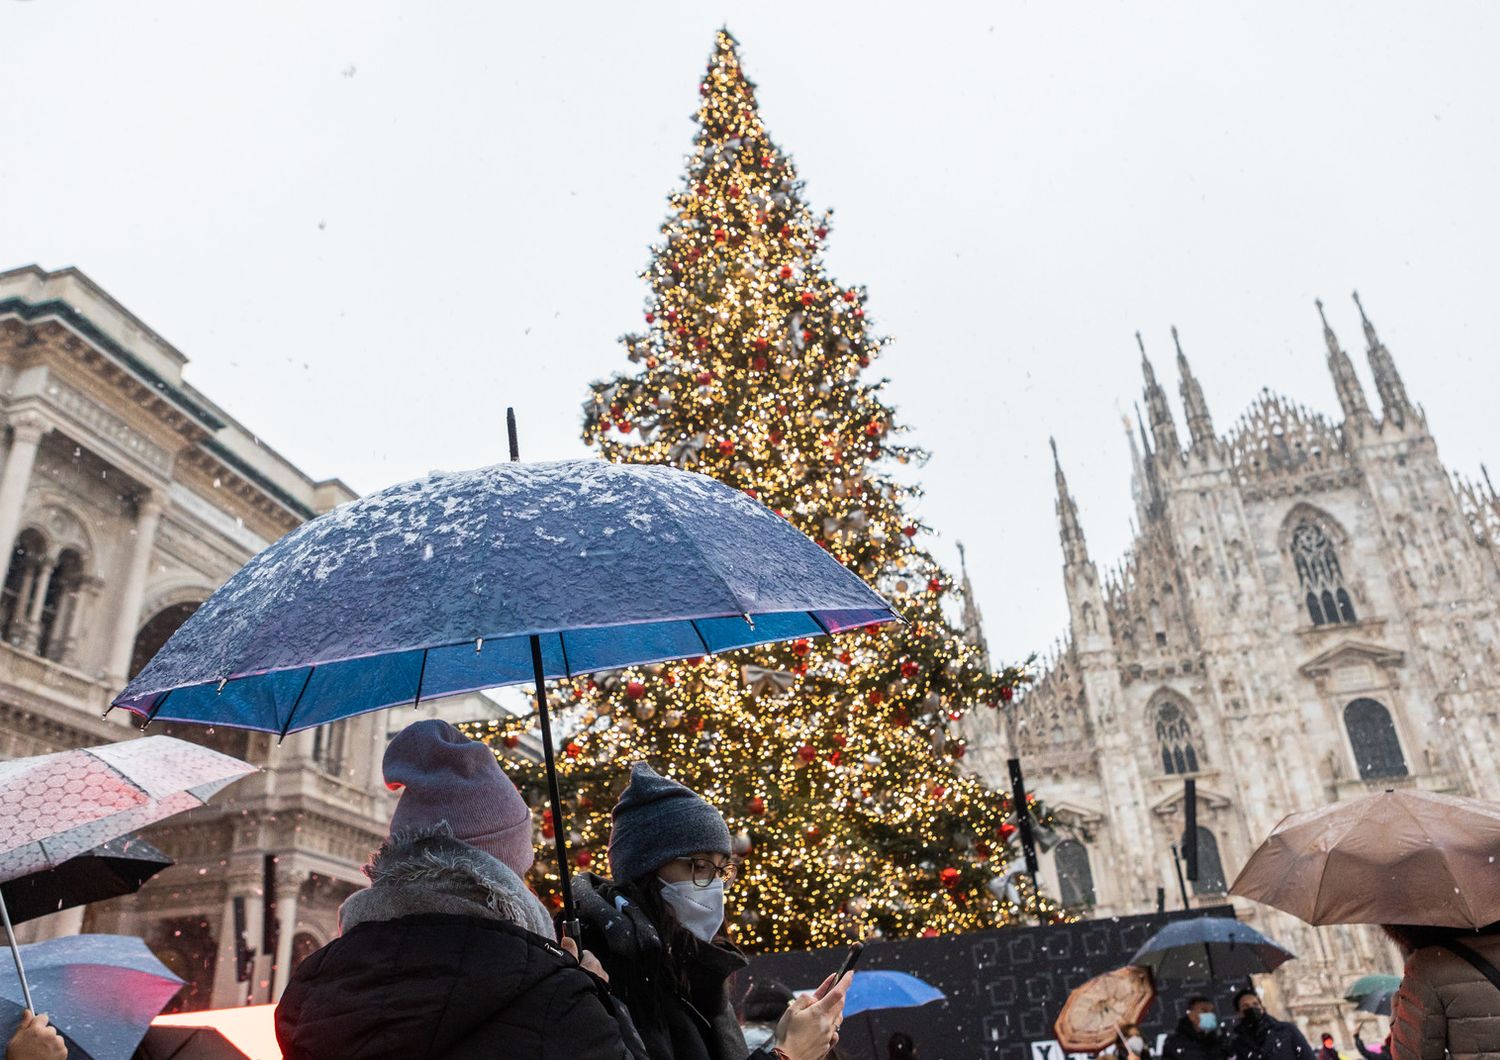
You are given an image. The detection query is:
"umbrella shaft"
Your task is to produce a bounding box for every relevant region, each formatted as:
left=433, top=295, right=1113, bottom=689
left=530, top=634, right=579, bottom=938
left=0, top=889, right=34, bottom=1014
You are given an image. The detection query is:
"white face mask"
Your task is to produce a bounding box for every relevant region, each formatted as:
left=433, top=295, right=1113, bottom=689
left=1126, top=1037, right=1146, bottom=1054
left=658, top=877, right=725, bottom=943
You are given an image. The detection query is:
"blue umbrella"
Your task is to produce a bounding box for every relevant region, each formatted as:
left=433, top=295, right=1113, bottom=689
left=115, top=413, right=896, bottom=931
left=842, top=971, right=945, bottom=1017
left=0, top=934, right=183, bottom=1060
left=1130, top=916, right=1294, bottom=981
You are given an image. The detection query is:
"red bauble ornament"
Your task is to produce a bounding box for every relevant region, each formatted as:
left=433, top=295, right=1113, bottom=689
left=928, top=578, right=942, bottom=593
left=999, top=685, right=1015, bottom=703
left=931, top=784, right=947, bottom=799
left=542, top=823, right=556, bottom=839
left=976, top=842, right=991, bottom=859
left=713, top=228, right=727, bottom=243
left=796, top=744, right=817, bottom=765
left=718, top=439, right=735, bottom=455
left=760, top=155, right=773, bottom=166
left=696, top=370, right=714, bottom=386
left=902, top=525, right=918, bottom=538
left=617, top=421, right=633, bottom=434
left=693, top=336, right=709, bottom=350
left=815, top=226, right=828, bottom=238
left=645, top=312, right=655, bottom=323
left=865, top=422, right=882, bottom=437
left=779, top=225, right=792, bottom=239
left=791, top=639, right=812, bottom=658
left=859, top=355, right=870, bottom=367
left=832, top=733, right=847, bottom=747
left=828, top=750, right=841, bottom=766
left=625, top=679, right=646, bottom=699
left=751, top=356, right=767, bottom=371
left=753, top=337, right=769, bottom=350
left=900, top=660, right=920, bottom=679
left=838, top=651, right=852, bottom=664
left=684, top=655, right=704, bottom=666
left=575, top=849, right=592, bottom=868
left=664, top=672, right=677, bottom=686
left=728, top=185, right=741, bottom=198
left=998, top=822, right=1018, bottom=840
left=892, top=708, right=910, bottom=727
left=805, top=824, right=822, bottom=842
left=793, top=662, right=808, bottom=676
left=768, top=430, right=783, bottom=445
left=940, top=867, right=960, bottom=888
left=565, top=741, right=582, bottom=759
left=696, top=182, right=708, bottom=194
left=800, top=292, right=814, bottom=306
left=691, top=716, right=705, bottom=732
left=867, top=689, right=884, bottom=706
left=843, top=290, right=857, bottom=302
left=666, top=310, right=679, bottom=322
left=747, top=795, right=766, bottom=815
left=779, top=266, right=793, bottom=279
left=921, top=927, right=939, bottom=938
left=502, top=734, right=520, bottom=749
left=853, top=309, right=864, bottom=319
left=950, top=743, right=967, bottom=759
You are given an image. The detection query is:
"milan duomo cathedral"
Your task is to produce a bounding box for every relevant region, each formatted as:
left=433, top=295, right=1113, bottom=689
left=965, top=294, right=1500, bottom=1035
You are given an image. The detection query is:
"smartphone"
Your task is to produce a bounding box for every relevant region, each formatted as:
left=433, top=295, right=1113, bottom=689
left=834, top=942, right=865, bottom=981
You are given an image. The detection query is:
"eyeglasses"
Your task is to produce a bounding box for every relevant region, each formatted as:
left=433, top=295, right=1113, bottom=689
left=671, top=856, right=739, bottom=888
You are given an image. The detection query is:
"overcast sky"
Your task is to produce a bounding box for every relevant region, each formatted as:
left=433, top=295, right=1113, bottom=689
left=2, top=1, right=1496, bottom=669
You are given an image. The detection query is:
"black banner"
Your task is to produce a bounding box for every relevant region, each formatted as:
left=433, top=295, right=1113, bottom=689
left=744, top=905, right=1242, bottom=1060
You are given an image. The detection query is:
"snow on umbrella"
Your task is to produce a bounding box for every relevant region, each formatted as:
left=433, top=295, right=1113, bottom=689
left=0, top=934, right=184, bottom=1060
left=115, top=417, right=896, bottom=933
left=1054, top=965, right=1156, bottom=1053
left=1130, top=917, right=1294, bottom=981
left=1230, top=789, right=1500, bottom=928
left=0, top=736, right=253, bottom=1012
left=0, top=834, right=172, bottom=925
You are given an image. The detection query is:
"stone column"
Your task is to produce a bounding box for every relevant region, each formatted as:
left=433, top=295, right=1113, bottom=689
left=0, top=416, right=46, bottom=564
left=20, top=552, right=57, bottom=653
left=271, top=871, right=302, bottom=1000
left=107, top=494, right=164, bottom=685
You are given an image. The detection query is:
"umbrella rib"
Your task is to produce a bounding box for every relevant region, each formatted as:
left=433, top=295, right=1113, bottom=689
left=412, top=649, right=429, bottom=709
left=689, top=620, right=713, bottom=656
left=557, top=633, right=573, bottom=680
left=649, top=488, right=757, bottom=617
left=277, top=667, right=318, bottom=744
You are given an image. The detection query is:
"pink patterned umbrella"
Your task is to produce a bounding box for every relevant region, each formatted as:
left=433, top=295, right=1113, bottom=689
left=0, top=736, right=254, bottom=1011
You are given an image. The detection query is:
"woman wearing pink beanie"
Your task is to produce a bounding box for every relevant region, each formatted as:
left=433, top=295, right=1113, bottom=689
left=276, top=720, right=647, bottom=1059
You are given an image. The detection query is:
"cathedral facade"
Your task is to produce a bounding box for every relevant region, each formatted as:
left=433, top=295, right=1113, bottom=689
left=967, top=295, right=1500, bottom=1035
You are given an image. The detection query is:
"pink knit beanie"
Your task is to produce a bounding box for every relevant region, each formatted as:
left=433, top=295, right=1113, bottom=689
left=384, top=719, right=534, bottom=876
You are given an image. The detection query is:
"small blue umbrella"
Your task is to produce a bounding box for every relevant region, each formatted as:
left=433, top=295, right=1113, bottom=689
left=0, top=934, right=183, bottom=1060
left=1131, top=916, right=1294, bottom=981
left=115, top=414, right=897, bottom=931
left=842, top=971, right=945, bottom=1017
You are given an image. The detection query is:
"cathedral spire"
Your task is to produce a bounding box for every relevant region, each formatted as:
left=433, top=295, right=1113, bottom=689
left=1173, top=325, right=1215, bottom=452
left=1317, top=298, right=1371, bottom=426
left=955, top=541, right=990, bottom=668
left=1138, top=331, right=1181, bottom=458
left=1133, top=402, right=1164, bottom=520
left=1353, top=291, right=1413, bottom=428
left=1051, top=437, right=1090, bottom=567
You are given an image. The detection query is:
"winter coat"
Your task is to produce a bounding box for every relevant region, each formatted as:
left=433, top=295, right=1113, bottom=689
left=1391, top=933, right=1500, bottom=1060
left=276, top=827, right=647, bottom=1060
left=1161, top=1017, right=1230, bottom=1060
left=573, top=872, right=775, bottom=1060
left=1229, top=1012, right=1315, bottom=1060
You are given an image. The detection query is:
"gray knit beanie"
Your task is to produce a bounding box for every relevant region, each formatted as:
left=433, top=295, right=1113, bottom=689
left=608, top=762, right=732, bottom=883
left=384, top=719, right=534, bottom=876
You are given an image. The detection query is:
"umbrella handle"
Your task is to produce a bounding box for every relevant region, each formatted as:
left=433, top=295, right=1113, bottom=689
left=530, top=634, right=580, bottom=939
left=0, top=889, right=35, bottom=1014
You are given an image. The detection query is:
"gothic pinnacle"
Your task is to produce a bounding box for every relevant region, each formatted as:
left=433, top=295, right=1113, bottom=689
left=1352, top=290, right=1378, bottom=350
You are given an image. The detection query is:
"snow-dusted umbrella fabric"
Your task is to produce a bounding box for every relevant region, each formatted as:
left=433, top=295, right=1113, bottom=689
left=0, top=834, right=172, bottom=925
left=0, top=934, right=184, bottom=1060
left=1130, top=917, right=1294, bottom=981
left=114, top=459, right=897, bottom=735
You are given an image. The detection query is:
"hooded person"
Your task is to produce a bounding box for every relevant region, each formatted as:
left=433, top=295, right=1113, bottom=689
left=1162, top=997, right=1229, bottom=1060
left=1229, top=987, right=1314, bottom=1060
left=275, top=719, right=647, bottom=1060
left=573, top=762, right=848, bottom=1060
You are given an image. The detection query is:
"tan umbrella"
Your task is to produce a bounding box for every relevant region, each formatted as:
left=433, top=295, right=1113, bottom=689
left=1054, top=965, right=1156, bottom=1053
left=1230, top=788, right=1500, bottom=928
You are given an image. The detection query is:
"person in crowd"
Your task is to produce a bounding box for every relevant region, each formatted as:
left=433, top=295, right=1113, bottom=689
left=1100, top=1022, right=1152, bottom=1060
left=574, top=762, right=848, bottom=1060
left=1161, top=996, right=1227, bottom=1060
left=275, top=720, right=647, bottom=1059
left=886, top=1031, right=919, bottom=1059
left=1352, top=1030, right=1389, bottom=1059
left=739, top=979, right=794, bottom=1052
left=5, top=1012, right=66, bottom=1060
left=1317, top=1033, right=1340, bottom=1060
left=1228, top=987, right=1314, bottom=1060
left=1385, top=920, right=1500, bottom=1060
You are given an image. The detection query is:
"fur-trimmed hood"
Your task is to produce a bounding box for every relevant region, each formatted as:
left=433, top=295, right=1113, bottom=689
left=340, top=823, right=553, bottom=938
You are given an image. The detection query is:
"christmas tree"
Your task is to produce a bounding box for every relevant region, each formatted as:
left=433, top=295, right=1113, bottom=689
left=473, top=30, right=1057, bottom=951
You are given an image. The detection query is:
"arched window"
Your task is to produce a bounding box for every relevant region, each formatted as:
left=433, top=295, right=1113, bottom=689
left=36, top=549, right=83, bottom=661
left=1054, top=839, right=1096, bottom=908
left=1344, top=698, right=1408, bottom=780
left=130, top=602, right=202, bottom=680
left=1154, top=698, right=1200, bottom=775
left=1289, top=520, right=1357, bottom=626
left=1181, top=826, right=1227, bottom=895
left=0, top=530, right=46, bottom=645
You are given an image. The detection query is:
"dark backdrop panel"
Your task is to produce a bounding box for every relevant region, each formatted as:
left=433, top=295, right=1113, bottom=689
left=744, top=905, right=1243, bottom=1060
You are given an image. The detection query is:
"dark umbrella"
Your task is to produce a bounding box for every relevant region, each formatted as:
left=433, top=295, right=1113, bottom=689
left=0, top=834, right=172, bottom=924
left=1358, top=987, right=1394, bottom=1016
left=114, top=412, right=897, bottom=934
left=1130, top=917, right=1294, bottom=981
left=0, top=934, right=183, bottom=1060
left=136, top=1026, right=249, bottom=1059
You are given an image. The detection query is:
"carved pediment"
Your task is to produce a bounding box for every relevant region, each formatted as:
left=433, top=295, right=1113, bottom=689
left=1150, top=782, right=1233, bottom=819
left=1298, top=640, right=1405, bottom=679
left=1047, top=799, right=1106, bottom=830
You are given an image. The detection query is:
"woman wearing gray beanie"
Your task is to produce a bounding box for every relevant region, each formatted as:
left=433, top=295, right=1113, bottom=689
left=276, top=720, right=648, bottom=1059
left=573, top=762, right=848, bottom=1060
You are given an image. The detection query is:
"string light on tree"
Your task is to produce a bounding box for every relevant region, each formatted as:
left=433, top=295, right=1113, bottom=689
left=470, top=29, right=1061, bottom=951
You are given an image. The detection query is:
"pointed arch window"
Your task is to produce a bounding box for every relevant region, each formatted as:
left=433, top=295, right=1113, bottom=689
left=1154, top=699, right=1200, bottom=776
left=1344, top=698, right=1407, bottom=780
left=1054, top=839, right=1096, bottom=908
left=1290, top=521, right=1357, bottom=626
left=1181, top=826, right=1227, bottom=895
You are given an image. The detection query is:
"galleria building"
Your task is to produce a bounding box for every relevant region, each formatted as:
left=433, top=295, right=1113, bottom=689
left=966, top=296, right=1500, bottom=1035
left=0, top=266, right=500, bottom=1009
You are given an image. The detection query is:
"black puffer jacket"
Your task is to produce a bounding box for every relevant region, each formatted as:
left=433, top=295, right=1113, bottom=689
left=1230, top=1012, right=1315, bottom=1060
left=1162, top=1017, right=1230, bottom=1060
left=573, top=873, right=774, bottom=1060
left=276, top=828, right=646, bottom=1060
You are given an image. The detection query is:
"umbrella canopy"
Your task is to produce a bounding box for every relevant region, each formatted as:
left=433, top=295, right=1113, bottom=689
left=0, top=934, right=183, bottom=1060
left=1345, top=974, right=1401, bottom=1003
left=0, top=834, right=172, bottom=924
left=114, top=458, right=896, bottom=734
left=1358, top=987, right=1395, bottom=1017
left=1229, top=789, right=1500, bottom=928
left=1130, top=917, right=1294, bottom=981
left=137, top=1026, right=249, bottom=1059
left=0, top=736, right=253, bottom=882
left=1054, top=965, right=1157, bottom=1052
left=840, top=971, right=945, bottom=1018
